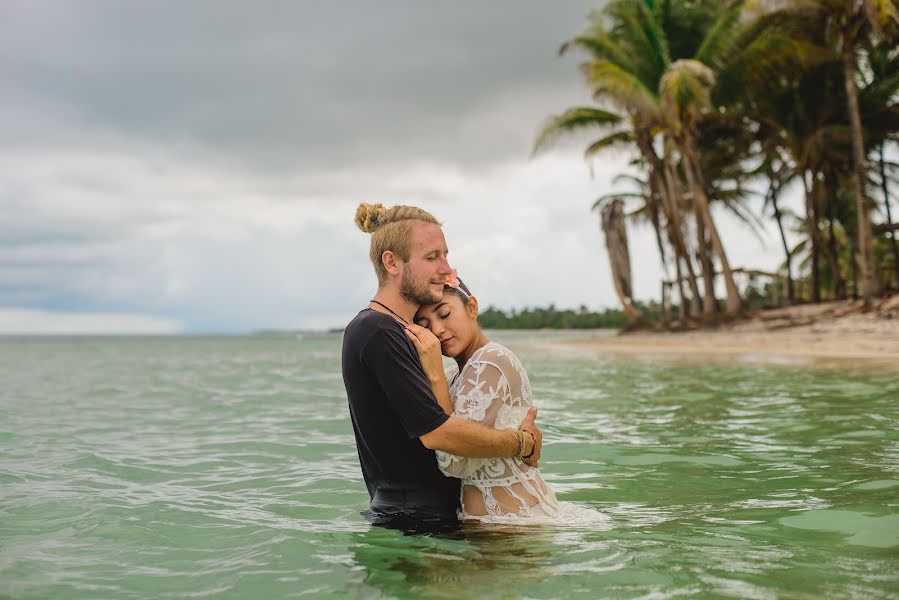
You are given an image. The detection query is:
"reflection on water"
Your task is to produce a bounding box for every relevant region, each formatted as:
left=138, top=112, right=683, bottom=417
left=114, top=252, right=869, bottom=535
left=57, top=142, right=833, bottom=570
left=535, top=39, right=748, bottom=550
left=1, top=333, right=898, bottom=599
left=348, top=522, right=628, bottom=599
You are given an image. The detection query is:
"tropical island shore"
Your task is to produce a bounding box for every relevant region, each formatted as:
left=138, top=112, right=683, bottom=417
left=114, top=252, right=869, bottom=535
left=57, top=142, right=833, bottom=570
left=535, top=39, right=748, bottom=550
left=549, top=297, right=899, bottom=369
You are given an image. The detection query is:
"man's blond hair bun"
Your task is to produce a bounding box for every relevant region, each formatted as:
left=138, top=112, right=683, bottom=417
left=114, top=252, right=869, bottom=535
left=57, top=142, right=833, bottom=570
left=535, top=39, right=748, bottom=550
left=353, top=202, right=441, bottom=285
left=355, top=202, right=389, bottom=233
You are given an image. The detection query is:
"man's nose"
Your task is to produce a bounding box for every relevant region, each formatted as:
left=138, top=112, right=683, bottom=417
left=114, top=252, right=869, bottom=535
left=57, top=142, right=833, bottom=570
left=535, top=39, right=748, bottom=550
left=438, top=257, right=452, bottom=275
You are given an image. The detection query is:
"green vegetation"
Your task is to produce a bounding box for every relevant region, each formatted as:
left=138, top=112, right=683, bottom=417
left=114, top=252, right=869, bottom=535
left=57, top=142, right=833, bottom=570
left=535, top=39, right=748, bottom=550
left=537, top=0, right=899, bottom=326
left=479, top=303, right=661, bottom=329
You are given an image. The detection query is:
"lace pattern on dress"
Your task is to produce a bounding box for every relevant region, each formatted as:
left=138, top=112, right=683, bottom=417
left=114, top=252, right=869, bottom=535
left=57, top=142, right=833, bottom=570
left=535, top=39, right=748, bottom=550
left=435, top=342, right=560, bottom=518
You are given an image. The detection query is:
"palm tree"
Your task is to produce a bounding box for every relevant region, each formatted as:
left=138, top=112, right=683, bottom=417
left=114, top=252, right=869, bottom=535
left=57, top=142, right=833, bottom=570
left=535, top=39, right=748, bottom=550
left=538, top=0, right=746, bottom=316
left=878, top=146, right=899, bottom=286
left=534, top=2, right=707, bottom=318
left=762, top=159, right=797, bottom=302
left=764, top=0, right=899, bottom=303
left=660, top=59, right=743, bottom=315
left=600, top=199, right=645, bottom=325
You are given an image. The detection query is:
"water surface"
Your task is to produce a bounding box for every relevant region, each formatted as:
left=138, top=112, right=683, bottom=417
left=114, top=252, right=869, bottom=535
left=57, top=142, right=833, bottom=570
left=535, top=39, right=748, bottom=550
left=1, top=332, right=897, bottom=599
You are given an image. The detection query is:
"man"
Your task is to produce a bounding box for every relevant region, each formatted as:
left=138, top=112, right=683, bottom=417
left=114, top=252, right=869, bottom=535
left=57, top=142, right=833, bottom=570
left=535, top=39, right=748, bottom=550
left=342, top=202, right=542, bottom=531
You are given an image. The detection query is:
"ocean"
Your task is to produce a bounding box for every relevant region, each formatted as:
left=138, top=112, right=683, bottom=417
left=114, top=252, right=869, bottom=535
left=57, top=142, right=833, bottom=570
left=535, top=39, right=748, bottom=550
left=1, top=331, right=897, bottom=599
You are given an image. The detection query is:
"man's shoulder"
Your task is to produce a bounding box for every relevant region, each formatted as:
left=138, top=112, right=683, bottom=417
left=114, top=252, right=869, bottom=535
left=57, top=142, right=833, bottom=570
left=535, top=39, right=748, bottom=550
left=344, top=309, right=408, bottom=354
left=345, top=309, right=400, bottom=337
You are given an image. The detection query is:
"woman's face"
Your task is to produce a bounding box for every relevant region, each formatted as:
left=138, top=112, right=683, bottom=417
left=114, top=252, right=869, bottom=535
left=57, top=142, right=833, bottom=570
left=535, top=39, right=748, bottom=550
left=414, top=291, right=477, bottom=358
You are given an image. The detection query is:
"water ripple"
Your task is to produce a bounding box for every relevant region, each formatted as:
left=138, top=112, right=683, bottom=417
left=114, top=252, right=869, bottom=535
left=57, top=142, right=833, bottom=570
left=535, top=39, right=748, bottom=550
left=1, top=334, right=897, bottom=599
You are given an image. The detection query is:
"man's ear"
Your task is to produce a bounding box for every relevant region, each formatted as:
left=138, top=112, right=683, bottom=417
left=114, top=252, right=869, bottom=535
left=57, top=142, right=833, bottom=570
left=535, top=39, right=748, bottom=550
left=467, top=295, right=479, bottom=319
left=381, top=250, right=401, bottom=276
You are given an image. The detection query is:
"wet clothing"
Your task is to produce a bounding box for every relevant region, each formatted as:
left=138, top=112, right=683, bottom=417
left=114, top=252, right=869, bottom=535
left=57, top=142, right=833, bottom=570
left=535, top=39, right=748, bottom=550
left=341, top=309, right=461, bottom=528
left=437, top=341, right=559, bottom=520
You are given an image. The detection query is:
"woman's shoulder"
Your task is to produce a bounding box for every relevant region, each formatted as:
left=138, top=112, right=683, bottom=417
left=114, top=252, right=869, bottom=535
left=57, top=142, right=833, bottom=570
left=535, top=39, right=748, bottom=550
left=468, top=341, right=524, bottom=373
left=465, top=341, right=532, bottom=400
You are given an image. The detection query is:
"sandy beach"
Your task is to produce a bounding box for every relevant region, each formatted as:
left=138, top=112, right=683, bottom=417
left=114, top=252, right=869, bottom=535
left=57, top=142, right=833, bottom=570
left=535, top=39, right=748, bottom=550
left=553, top=297, right=899, bottom=369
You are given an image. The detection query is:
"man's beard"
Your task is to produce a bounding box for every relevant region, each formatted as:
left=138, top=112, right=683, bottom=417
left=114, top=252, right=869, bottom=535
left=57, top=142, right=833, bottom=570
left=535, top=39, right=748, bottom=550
left=400, top=266, right=442, bottom=306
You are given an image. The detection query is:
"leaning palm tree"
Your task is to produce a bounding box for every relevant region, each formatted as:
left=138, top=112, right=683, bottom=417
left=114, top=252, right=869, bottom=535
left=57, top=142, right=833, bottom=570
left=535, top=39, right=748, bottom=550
left=534, top=102, right=703, bottom=319
left=600, top=199, right=645, bottom=325
left=593, top=173, right=697, bottom=322
left=537, top=0, right=728, bottom=317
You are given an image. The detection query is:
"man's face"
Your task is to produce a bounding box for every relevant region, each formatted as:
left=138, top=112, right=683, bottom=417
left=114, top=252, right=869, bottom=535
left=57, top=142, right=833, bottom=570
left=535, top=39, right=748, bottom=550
left=399, top=223, right=452, bottom=306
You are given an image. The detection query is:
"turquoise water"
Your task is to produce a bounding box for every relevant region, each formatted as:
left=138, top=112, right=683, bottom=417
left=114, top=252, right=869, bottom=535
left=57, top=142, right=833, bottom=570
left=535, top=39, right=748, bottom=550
left=1, top=332, right=897, bottom=599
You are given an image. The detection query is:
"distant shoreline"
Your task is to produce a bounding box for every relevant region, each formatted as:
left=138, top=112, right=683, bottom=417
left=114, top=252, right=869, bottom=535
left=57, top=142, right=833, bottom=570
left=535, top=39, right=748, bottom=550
left=539, top=298, right=899, bottom=370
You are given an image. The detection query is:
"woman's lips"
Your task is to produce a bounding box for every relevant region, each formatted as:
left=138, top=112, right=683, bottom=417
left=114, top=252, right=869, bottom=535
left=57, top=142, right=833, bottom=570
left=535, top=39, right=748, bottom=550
left=440, top=337, right=453, bottom=346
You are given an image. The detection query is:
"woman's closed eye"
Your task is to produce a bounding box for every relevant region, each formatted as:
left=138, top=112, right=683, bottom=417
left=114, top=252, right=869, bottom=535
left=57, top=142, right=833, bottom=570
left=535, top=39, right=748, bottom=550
left=437, top=310, right=451, bottom=319
left=415, top=318, right=430, bottom=328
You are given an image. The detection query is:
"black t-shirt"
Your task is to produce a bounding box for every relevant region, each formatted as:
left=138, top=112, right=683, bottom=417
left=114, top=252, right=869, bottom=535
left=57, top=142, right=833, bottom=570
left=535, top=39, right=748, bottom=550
left=341, top=309, right=461, bottom=520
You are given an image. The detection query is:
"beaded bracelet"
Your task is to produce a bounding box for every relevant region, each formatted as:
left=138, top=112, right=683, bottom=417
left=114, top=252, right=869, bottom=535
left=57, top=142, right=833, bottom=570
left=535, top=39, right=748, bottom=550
left=514, top=430, right=525, bottom=460
left=522, top=430, right=536, bottom=460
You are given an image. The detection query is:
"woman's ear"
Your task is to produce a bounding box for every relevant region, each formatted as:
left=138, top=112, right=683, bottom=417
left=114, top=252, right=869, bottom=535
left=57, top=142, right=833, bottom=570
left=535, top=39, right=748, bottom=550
left=467, top=295, right=479, bottom=320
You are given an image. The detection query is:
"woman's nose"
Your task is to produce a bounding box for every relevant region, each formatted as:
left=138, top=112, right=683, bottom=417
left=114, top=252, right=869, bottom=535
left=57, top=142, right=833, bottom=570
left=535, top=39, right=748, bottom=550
left=429, top=320, right=445, bottom=337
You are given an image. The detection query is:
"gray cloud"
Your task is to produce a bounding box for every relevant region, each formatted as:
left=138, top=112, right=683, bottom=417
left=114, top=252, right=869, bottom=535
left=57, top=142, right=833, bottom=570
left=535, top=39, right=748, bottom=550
left=1, top=1, right=804, bottom=333
left=2, top=1, right=597, bottom=172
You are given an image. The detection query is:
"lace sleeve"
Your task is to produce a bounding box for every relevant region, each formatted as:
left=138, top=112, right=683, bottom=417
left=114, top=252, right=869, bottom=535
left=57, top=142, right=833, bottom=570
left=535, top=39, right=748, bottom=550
left=436, top=346, right=531, bottom=478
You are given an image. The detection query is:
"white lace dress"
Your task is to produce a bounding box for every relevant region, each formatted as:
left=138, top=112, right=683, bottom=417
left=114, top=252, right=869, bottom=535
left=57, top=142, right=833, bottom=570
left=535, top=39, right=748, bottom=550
left=436, top=342, right=560, bottom=520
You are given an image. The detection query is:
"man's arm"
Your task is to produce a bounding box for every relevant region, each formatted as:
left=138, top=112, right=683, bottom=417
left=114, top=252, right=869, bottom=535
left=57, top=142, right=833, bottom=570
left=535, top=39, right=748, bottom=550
left=362, top=324, right=541, bottom=465
left=420, top=407, right=541, bottom=466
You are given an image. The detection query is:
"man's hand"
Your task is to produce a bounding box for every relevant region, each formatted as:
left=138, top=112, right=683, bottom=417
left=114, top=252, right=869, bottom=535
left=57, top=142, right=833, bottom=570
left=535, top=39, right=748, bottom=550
left=404, top=323, right=446, bottom=383
left=519, top=406, right=542, bottom=467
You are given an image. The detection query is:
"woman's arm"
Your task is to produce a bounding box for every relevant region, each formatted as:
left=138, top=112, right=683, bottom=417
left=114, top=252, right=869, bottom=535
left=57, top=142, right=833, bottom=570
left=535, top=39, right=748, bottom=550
left=405, top=326, right=542, bottom=471
left=429, top=361, right=542, bottom=478
left=404, top=323, right=453, bottom=415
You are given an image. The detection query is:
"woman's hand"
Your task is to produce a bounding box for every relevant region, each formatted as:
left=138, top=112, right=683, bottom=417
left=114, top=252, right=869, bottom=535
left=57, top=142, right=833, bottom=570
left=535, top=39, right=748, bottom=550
left=404, top=323, right=446, bottom=383
left=519, top=406, right=542, bottom=468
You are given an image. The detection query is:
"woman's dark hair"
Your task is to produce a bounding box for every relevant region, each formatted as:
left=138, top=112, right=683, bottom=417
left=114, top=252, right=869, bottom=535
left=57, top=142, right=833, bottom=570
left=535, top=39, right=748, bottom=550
left=445, top=278, right=472, bottom=305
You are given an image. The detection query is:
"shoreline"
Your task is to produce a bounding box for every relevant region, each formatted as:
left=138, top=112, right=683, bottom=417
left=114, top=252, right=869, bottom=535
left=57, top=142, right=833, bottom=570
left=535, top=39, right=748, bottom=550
left=541, top=298, right=899, bottom=370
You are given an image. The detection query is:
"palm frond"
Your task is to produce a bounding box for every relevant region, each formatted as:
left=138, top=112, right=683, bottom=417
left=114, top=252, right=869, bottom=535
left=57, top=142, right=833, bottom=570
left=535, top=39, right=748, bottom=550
left=583, top=60, right=663, bottom=121
left=563, top=27, right=638, bottom=75
left=533, top=107, right=624, bottom=156
left=584, top=130, right=636, bottom=160
left=694, top=0, right=746, bottom=69
left=605, top=0, right=671, bottom=85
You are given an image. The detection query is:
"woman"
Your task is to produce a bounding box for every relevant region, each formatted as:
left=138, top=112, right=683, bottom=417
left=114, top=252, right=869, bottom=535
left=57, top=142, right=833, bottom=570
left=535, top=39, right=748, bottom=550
left=404, top=270, right=561, bottom=520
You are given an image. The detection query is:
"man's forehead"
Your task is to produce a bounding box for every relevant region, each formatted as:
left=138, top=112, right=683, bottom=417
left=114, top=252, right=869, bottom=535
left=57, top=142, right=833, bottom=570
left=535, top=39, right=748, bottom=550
left=412, top=222, right=448, bottom=251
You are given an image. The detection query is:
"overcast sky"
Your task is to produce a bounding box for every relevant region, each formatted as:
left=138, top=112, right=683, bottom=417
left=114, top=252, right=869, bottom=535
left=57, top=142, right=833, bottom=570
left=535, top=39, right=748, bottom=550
left=1, top=1, right=805, bottom=334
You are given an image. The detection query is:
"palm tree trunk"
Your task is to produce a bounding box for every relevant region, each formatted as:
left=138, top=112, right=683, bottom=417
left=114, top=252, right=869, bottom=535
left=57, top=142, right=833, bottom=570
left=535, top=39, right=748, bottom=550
left=694, top=209, right=718, bottom=316
left=648, top=196, right=670, bottom=325
left=661, top=153, right=703, bottom=316
left=641, top=134, right=700, bottom=319
left=672, top=254, right=688, bottom=322
left=823, top=169, right=846, bottom=299
left=768, top=178, right=794, bottom=304
left=842, top=38, right=879, bottom=304
left=682, top=143, right=741, bottom=315
left=653, top=168, right=691, bottom=321
left=648, top=195, right=669, bottom=282
left=880, top=145, right=899, bottom=289
left=802, top=170, right=822, bottom=303
left=600, top=200, right=644, bottom=324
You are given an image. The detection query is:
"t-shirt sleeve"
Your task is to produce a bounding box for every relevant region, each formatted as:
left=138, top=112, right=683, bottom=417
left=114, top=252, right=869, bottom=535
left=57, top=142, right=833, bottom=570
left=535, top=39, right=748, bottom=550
left=361, top=325, right=449, bottom=439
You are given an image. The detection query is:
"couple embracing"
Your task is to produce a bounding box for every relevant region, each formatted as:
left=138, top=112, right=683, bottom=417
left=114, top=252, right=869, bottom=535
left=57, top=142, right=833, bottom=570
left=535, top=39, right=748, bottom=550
left=341, top=202, right=560, bottom=531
